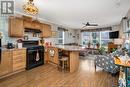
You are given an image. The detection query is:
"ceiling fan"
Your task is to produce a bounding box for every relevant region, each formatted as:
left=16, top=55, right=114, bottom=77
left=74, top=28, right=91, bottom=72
left=82, top=22, right=98, bottom=28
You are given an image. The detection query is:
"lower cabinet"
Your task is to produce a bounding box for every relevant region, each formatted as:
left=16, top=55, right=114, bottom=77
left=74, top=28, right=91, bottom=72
left=0, top=51, right=12, bottom=76
left=0, top=49, right=26, bottom=78
left=45, top=47, right=58, bottom=64
left=12, top=50, right=26, bottom=71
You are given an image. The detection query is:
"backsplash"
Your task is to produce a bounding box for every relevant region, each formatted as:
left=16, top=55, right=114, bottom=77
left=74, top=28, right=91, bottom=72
left=24, top=32, right=40, bottom=40
left=0, top=16, right=18, bottom=45
left=0, top=16, right=41, bottom=45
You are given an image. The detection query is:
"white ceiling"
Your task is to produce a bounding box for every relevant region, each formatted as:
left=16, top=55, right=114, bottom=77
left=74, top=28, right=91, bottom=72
left=15, top=0, right=130, bottom=29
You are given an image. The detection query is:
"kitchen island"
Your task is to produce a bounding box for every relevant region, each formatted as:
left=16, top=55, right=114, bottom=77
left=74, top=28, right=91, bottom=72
left=54, top=45, right=84, bottom=73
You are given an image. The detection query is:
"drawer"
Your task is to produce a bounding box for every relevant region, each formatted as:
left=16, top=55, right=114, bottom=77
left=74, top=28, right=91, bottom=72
left=13, top=57, right=25, bottom=64
left=13, top=62, right=26, bottom=71
left=13, top=50, right=26, bottom=55
left=13, top=54, right=26, bottom=60
left=13, top=54, right=26, bottom=65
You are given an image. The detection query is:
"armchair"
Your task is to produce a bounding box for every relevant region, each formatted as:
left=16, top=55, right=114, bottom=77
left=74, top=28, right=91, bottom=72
left=94, top=55, right=119, bottom=74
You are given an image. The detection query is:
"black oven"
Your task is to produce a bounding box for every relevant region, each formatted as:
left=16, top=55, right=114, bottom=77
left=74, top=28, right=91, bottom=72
left=22, top=41, right=44, bottom=70
left=26, top=46, right=44, bottom=70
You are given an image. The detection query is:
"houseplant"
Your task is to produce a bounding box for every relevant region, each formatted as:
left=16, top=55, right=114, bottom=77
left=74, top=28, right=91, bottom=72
left=99, top=47, right=106, bottom=55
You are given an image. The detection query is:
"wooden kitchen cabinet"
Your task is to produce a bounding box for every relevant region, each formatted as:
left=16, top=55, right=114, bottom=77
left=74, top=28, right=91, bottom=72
left=47, top=47, right=58, bottom=64
left=12, top=49, right=26, bottom=72
left=0, top=51, right=12, bottom=76
left=24, top=20, right=42, bottom=30
left=9, top=16, right=24, bottom=37
left=40, top=24, right=52, bottom=38
left=23, top=20, right=33, bottom=29
left=0, top=49, right=26, bottom=78
left=33, top=22, right=42, bottom=29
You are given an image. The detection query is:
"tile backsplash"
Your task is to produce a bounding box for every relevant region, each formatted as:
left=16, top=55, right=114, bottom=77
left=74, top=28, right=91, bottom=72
left=0, top=16, right=40, bottom=45
left=0, top=16, right=18, bottom=45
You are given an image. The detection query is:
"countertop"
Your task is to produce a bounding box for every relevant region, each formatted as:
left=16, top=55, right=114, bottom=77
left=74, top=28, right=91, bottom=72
left=0, top=47, right=26, bottom=52
left=46, top=45, right=85, bottom=51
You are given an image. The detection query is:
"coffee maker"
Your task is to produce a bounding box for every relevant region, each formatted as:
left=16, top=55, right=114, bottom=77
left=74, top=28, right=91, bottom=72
left=7, top=42, right=13, bottom=49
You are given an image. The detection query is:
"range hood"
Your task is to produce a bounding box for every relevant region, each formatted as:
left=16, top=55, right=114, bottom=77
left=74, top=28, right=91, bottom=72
left=24, top=28, right=42, bottom=33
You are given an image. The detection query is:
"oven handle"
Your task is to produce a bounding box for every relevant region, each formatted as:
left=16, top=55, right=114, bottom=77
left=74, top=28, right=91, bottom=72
left=27, top=49, right=44, bottom=53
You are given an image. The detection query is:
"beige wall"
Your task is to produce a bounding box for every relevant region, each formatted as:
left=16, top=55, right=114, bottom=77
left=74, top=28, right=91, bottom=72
left=126, top=9, right=130, bottom=19
left=112, top=24, right=122, bottom=38
left=44, top=24, right=76, bottom=45
left=119, top=8, right=130, bottom=39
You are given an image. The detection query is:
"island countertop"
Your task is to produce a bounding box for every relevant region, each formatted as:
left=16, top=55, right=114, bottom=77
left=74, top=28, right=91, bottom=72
left=45, top=45, right=83, bottom=73
left=48, top=45, right=85, bottom=51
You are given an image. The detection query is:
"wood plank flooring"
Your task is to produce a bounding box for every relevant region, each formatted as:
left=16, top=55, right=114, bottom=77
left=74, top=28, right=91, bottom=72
left=0, top=59, right=118, bottom=87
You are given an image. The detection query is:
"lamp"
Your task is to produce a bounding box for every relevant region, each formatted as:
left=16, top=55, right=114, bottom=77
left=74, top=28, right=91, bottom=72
left=23, top=0, right=38, bottom=15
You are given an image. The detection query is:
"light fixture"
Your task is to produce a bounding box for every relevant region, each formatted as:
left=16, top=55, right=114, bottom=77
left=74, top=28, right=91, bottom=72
left=23, top=0, right=38, bottom=15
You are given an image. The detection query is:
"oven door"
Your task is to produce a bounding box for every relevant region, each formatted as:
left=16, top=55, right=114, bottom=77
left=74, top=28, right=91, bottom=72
left=26, top=49, right=44, bottom=70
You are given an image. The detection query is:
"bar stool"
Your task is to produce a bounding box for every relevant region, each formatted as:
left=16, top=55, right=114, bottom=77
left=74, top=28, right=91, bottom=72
left=58, top=56, right=69, bottom=72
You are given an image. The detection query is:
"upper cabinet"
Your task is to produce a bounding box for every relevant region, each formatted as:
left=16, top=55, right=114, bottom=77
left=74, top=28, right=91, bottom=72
left=9, top=16, right=24, bottom=37
left=8, top=16, right=51, bottom=38
left=23, top=20, right=42, bottom=30
left=40, top=24, right=52, bottom=38
left=33, top=22, right=42, bottom=30
left=23, top=20, right=32, bottom=29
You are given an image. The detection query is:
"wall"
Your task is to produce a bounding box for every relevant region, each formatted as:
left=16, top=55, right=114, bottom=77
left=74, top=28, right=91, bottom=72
left=0, top=14, right=76, bottom=45
left=0, top=16, right=18, bottom=45
left=44, top=24, right=76, bottom=45
left=64, top=29, right=75, bottom=44
left=111, top=24, right=122, bottom=38
left=126, top=8, right=130, bottom=19
left=120, top=8, right=130, bottom=39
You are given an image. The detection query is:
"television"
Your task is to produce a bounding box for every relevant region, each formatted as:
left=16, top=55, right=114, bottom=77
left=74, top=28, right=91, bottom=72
left=109, top=31, right=119, bottom=39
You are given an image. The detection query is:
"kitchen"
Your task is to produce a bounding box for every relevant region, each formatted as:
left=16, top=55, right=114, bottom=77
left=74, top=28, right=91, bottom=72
left=0, top=0, right=130, bottom=87
left=0, top=15, right=81, bottom=79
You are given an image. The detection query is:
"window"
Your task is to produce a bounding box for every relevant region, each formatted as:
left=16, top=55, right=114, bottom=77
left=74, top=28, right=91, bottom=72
left=58, top=31, right=64, bottom=44
left=101, top=31, right=111, bottom=46
left=82, top=32, right=90, bottom=45
left=92, top=32, right=100, bottom=44
left=82, top=31, right=111, bottom=47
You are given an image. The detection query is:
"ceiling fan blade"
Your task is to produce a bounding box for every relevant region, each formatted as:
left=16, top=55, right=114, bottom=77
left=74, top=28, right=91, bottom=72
left=82, top=25, right=87, bottom=28
left=89, top=24, right=98, bottom=26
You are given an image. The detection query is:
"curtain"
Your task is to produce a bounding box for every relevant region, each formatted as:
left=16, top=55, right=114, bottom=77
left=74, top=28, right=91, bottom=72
left=81, top=27, right=112, bottom=32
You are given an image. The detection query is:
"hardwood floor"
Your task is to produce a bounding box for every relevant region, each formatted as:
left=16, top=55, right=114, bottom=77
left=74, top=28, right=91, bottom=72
left=0, top=59, right=118, bottom=87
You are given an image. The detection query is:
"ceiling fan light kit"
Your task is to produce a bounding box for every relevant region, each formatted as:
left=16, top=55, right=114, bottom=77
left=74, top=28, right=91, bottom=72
left=23, top=0, right=38, bottom=15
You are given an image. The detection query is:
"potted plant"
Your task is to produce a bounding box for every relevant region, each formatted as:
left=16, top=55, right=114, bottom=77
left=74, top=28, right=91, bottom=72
left=99, top=47, right=106, bottom=55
